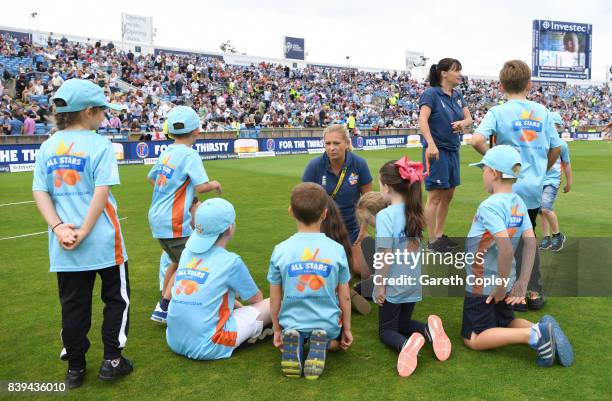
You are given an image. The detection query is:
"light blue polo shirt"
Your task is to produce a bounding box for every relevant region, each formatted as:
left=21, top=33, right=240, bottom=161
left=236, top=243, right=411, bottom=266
left=543, top=141, right=570, bottom=187
left=465, top=193, right=532, bottom=295
left=147, top=144, right=209, bottom=239
left=32, top=130, right=127, bottom=271
left=374, top=203, right=422, bottom=303
left=267, top=233, right=350, bottom=339
left=475, top=100, right=564, bottom=209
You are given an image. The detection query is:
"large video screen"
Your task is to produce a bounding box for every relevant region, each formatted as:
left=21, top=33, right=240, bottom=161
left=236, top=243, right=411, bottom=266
left=532, top=20, right=592, bottom=80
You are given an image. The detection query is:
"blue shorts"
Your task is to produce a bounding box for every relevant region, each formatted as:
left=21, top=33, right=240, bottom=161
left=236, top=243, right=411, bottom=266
left=461, top=293, right=515, bottom=339
left=540, top=185, right=558, bottom=211
left=423, top=148, right=460, bottom=191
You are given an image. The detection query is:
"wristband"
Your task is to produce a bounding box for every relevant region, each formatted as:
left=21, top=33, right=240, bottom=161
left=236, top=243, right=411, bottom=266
left=51, top=221, right=63, bottom=232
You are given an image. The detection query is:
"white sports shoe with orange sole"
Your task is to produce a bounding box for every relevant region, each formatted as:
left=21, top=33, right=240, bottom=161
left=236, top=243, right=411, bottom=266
left=397, top=332, right=425, bottom=377
left=428, top=315, right=452, bottom=361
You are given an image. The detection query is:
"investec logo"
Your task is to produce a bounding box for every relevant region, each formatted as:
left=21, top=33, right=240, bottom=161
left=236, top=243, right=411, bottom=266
left=541, top=20, right=587, bottom=32
left=285, top=41, right=304, bottom=54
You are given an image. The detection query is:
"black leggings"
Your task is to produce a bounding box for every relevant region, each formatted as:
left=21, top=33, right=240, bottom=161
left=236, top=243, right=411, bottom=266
left=379, top=300, right=429, bottom=353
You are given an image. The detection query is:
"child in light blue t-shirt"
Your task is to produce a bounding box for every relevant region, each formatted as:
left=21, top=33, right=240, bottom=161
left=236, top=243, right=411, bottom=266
left=166, top=198, right=271, bottom=360
left=268, top=183, right=352, bottom=380
left=32, top=79, right=132, bottom=389
left=147, top=106, right=222, bottom=321
left=462, top=145, right=573, bottom=368
left=374, top=156, right=451, bottom=377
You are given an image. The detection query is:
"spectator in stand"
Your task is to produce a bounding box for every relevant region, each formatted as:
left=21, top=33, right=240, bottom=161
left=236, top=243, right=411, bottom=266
left=23, top=111, right=36, bottom=135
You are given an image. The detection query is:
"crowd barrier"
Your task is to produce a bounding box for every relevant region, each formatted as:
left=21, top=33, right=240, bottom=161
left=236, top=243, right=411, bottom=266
left=0, top=132, right=603, bottom=173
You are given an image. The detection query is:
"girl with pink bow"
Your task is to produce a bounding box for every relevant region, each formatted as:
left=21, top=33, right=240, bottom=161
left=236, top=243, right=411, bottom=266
left=373, top=156, right=452, bottom=377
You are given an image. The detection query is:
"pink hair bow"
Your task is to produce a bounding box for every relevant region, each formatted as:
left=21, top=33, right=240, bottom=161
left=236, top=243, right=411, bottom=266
left=394, top=156, right=425, bottom=184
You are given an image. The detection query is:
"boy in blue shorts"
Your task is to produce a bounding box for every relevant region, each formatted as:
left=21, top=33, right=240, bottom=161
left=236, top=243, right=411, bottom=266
left=166, top=198, right=272, bottom=360
left=32, top=79, right=132, bottom=389
left=462, top=145, right=573, bottom=367
left=539, top=112, right=572, bottom=252
left=148, top=106, right=222, bottom=322
left=268, top=183, right=353, bottom=380
left=471, top=60, right=564, bottom=310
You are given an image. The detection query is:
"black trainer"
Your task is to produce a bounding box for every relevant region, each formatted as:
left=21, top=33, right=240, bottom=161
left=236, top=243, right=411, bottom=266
left=527, top=293, right=546, bottom=310
left=98, top=356, right=133, bottom=381
left=427, top=238, right=452, bottom=253
left=65, top=369, right=85, bottom=389
left=440, top=234, right=460, bottom=249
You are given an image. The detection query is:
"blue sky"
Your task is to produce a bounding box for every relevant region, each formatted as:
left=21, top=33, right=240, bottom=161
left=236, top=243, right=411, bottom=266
left=1, top=0, right=610, bottom=80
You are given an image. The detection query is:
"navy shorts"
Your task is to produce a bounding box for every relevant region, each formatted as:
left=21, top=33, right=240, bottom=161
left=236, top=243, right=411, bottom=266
left=423, top=147, right=460, bottom=191
left=461, top=293, right=515, bottom=339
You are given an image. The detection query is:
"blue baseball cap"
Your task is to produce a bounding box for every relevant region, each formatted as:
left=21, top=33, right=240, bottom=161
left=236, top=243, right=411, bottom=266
left=167, top=106, right=201, bottom=135
left=550, top=112, right=563, bottom=126
left=470, top=145, right=522, bottom=179
left=51, top=79, right=123, bottom=113
left=186, top=198, right=236, bottom=253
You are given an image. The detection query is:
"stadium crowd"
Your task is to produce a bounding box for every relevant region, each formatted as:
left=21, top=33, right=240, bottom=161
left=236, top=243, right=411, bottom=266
left=1, top=32, right=610, bottom=136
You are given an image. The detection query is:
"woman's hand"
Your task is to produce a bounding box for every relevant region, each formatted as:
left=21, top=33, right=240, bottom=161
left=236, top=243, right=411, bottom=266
left=425, top=142, right=439, bottom=161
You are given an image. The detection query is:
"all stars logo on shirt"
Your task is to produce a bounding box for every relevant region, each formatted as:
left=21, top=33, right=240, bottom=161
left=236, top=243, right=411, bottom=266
left=288, top=248, right=333, bottom=292
left=513, top=110, right=542, bottom=142
left=348, top=172, right=359, bottom=186
left=175, top=257, right=209, bottom=296
left=46, top=140, right=87, bottom=188
left=155, top=155, right=176, bottom=187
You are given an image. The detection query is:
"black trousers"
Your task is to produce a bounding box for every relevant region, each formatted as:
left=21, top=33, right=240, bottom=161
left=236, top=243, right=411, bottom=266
left=379, top=301, right=429, bottom=354
left=515, top=208, right=542, bottom=294
left=57, top=262, right=130, bottom=370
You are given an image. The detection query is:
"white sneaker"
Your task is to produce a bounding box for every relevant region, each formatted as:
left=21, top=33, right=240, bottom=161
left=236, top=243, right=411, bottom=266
left=150, top=302, right=167, bottom=324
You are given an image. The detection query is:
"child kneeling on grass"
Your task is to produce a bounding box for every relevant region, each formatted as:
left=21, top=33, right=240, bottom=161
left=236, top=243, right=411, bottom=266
left=375, top=157, right=452, bottom=377
left=166, top=198, right=272, bottom=360
left=462, top=145, right=573, bottom=367
left=268, top=183, right=353, bottom=380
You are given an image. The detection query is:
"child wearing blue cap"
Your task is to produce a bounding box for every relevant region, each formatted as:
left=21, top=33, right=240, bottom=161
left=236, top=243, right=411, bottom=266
left=32, top=79, right=132, bottom=389
left=166, top=198, right=272, bottom=360
left=470, top=60, right=564, bottom=311
left=148, top=106, right=222, bottom=323
left=539, top=112, right=572, bottom=252
left=462, top=145, right=573, bottom=367
left=268, top=183, right=353, bottom=380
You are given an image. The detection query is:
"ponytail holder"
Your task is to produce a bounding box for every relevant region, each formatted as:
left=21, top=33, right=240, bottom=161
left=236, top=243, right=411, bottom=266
left=394, top=156, right=424, bottom=184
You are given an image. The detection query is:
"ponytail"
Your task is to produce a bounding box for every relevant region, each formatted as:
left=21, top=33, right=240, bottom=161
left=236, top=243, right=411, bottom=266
left=403, top=183, right=425, bottom=240
left=428, top=64, right=440, bottom=87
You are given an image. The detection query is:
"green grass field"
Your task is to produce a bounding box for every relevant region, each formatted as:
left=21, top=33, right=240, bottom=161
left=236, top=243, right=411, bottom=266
left=1, top=141, right=611, bottom=401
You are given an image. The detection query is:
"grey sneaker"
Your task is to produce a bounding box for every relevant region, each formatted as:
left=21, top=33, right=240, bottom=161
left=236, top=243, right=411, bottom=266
left=539, top=236, right=552, bottom=250
left=551, top=233, right=566, bottom=252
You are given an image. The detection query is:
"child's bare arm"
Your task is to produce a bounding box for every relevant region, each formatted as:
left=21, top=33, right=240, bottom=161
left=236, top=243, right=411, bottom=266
left=195, top=180, right=222, bottom=194
left=563, top=163, right=573, bottom=193
left=373, top=248, right=392, bottom=305
left=33, top=190, right=76, bottom=246
left=488, top=231, right=513, bottom=304
left=337, top=283, right=353, bottom=350
left=507, top=229, right=536, bottom=304
left=270, top=284, right=283, bottom=348
left=245, top=290, right=263, bottom=305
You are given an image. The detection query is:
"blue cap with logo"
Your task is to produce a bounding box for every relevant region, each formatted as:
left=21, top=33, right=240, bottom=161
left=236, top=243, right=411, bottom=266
left=550, top=111, right=563, bottom=126
left=469, top=145, right=522, bottom=179
left=186, top=198, right=236, bottom=254
left=51, top=79, right=123, bottom=113
left=167, top=106, right=201, bottom=135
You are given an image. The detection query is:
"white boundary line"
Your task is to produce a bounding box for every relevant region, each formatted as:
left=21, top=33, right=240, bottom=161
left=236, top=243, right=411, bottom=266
left=0, top=200, right=35, bottom=207
left=0, top=217, right=128, bottom=241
